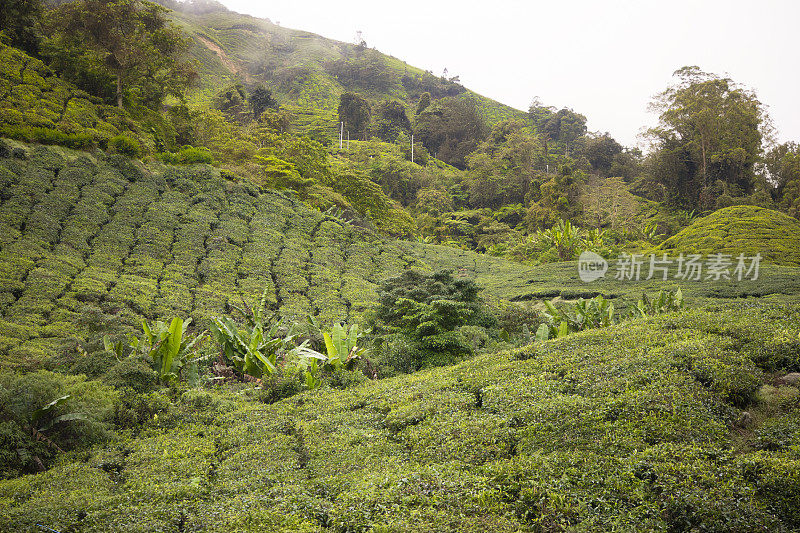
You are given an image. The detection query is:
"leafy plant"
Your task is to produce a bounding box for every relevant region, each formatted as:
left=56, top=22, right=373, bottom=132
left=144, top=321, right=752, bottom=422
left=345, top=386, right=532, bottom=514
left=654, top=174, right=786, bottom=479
left=628, top=288, right=684, bottom=318
left=25, top=395, right=89, bottom=453
left=129, top=318, right=206, bottom=385
left=539, top=295, right=616, bottom=339
left=296, top=322, right=366, bottom=389
left=536, top=219, right=583, bottom=260
left=209, top=290, right=298, bottom=380
left=103, top=335, right=128, bottom=361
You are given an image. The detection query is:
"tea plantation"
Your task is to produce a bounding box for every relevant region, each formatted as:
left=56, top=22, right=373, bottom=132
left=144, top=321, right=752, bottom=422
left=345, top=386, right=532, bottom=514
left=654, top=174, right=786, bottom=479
left=1, top=302, right=800, bottom=531
left=4, top=143, right=799, bottom=373
left=0, top=142, right=430, bottom=370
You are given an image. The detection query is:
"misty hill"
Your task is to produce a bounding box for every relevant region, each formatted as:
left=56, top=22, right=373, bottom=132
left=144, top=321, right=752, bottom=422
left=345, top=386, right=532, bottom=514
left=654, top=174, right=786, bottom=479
left=165, top=1, right=524, bottom=137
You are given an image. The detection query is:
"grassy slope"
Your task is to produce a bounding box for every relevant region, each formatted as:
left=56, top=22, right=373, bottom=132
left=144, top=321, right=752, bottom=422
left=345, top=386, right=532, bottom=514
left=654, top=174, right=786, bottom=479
left=2, top=302, right=799, bottom=531
left=0, top=43, right=147, bottom=149
left=660, top=205, right=800, bottom=267
left=2, top=144, right=799, bottom=369
left=0, top=143, right=418, bottom=369
left=168, top=7, right=525, bottom=133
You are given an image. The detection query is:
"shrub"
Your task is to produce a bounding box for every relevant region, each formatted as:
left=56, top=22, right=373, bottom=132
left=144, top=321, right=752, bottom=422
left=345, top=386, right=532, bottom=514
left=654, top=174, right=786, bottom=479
left=0, top=370, right=118, bottom=478
left=101, top=357, right=158, bottom=393
left=108, top=135, right=142, bottom=158
left=159, top=146, right=214, bottom=165
left=370, top=269, right=497, bottom=371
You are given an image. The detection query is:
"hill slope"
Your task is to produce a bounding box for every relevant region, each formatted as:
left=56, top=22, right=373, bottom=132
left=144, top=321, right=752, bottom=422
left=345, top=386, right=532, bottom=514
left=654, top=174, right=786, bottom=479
left=660, top=205, right=800, bottom=266
left=167, top=4, right=525, bottom=135
left=2, top=302, right=800, bottom=531
left=2, top=143, right=799, bottom=369
left=0, top=142, right=420, bottom=369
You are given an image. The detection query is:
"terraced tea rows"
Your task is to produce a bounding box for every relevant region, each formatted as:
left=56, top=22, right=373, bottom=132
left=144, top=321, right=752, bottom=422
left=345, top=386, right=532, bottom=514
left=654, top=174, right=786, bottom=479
left=3, top=143, right=800, bottom=370
left=0, top=144, right=419, bottom=368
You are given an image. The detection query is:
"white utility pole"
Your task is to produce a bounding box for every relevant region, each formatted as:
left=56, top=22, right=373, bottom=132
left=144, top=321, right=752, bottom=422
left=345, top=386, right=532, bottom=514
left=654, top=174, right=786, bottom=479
left=339, top=122, right=343, bottom=149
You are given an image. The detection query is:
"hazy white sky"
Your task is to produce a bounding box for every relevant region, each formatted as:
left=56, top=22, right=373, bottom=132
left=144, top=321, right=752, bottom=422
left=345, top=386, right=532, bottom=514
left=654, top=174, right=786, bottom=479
left=219, top=0, right=798, bottom=148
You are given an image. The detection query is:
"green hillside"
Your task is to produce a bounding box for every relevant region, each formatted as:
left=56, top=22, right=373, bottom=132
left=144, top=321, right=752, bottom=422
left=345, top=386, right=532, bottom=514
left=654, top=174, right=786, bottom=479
left=3, top=143, right=798, bottom=371
left=0, top=43, right=149, bottom=150
left=3, top=302, right=800, bottom=531
left=3, top=1, right=800, bottom=531
left=163, top=3, right=524, bottom=139
left=660, top=206, right=800, bottom=266
left=0, top=142, right=420, bottom=369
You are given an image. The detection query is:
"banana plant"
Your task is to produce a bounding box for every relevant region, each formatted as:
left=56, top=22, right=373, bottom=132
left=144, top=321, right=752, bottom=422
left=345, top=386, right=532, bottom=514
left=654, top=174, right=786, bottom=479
left=296, top=322, right=366, bottom=389
left=540, top=295, right=615, bottom=339
left=103, top=335, right=128, bottom=361
left=130, top=317, right=206, bottom=384
left=209, top=315, right=297, bottom=379
left=628, top=288, right=683, bottom=318
left=23, top=395, right=89, bottom=454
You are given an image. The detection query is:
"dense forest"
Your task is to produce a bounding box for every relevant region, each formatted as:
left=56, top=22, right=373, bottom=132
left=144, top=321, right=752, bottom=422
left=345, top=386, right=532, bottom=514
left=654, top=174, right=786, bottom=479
left=1, top=0, right=800, bottom=531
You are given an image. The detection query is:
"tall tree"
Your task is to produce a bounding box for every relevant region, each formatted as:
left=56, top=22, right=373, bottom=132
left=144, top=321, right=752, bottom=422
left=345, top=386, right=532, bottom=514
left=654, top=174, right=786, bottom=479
left=465, top=119, right=545, bottom=207
left=646, top=66, right=769, bottom=209
left=249, top=85, right=278, bottom=120
left=766, top=142, right=800, bottom=218
left=414, top=96, right=487, bottom=169
left=0, top=0, right=43, bottom=54
left=337, top=92, right=371, bottom=141
left=373, top=100, right=411, bottom=142
left=50, top=0, right=193, bottom=109
left=584, top=134, right=622, bottom=177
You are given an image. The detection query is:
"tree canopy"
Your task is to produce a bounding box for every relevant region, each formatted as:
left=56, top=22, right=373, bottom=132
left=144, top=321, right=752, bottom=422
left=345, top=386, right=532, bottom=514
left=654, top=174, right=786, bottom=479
left=646, top=66, right=770, bottom=209
left=414, top=96, right=487, bottom=169
left=48, top=0, right=194, bottom=109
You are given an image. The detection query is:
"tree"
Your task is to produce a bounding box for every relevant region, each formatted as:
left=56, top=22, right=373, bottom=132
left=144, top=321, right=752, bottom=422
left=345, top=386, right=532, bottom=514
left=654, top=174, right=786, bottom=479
left=50, top=0, right=193, bottom=109
left=214, top=83, right=249, bottom=123
left=250, top=85, right=278, bottom=119
left=646, top=66, right=769, bottom=209
left=414, top=96, right=487, bottom=169
left=539, top=108, right=587, bottom=155
left=415, top=92, right=431, bottom=115
left=584, top=134, right=622, bottom=177
left=371, top=270, right=496, bottom=370
left=766, top=142, right=800, bottom=218
left=0, top=0, right=43, bottom=54
left=464, top=120, right=545, bottom=207
left=372, top=100, right=411, bottom=142
left=338, top=92, right=371, bottom=140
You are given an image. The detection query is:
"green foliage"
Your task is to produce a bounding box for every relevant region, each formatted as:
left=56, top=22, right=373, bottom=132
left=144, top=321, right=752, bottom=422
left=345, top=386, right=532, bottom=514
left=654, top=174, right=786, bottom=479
left=296, top=320, right=365, bottom=389
left=645, top=66, right=768, bottom=209
left=209, top=291, right=298, bottom=380
left=371, top=269, right=496, bottom=370
left=539, top=294, right=615, bottom=339
left=0, top=0, right=43, bottom=55
left=108, top=134, right=142, bottom=158
left=0, top=370, right=117, bottom=478
left=0, top=42, right=146, bottom=151
left=129, top=317, right=206, bottom=384
left=337, top=92, right=371, bottom=140
left=158, top=145, right=214, bottom=164
left=628, top=288, right=684, bottom=318
left=101, top=357, right=158, bottom=393
left=414, top=96, right=487, bottom=169
left=372, top=99, right=411, bottom=142
left=660, top=205, right=800, bottom=266
left=766, top=141, right=800, bottom=219
left=1, top=305, right=799, bottom=530
left=48, top=0, right=195, bottom=110
left=538, top=288, right=685, bottom=341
